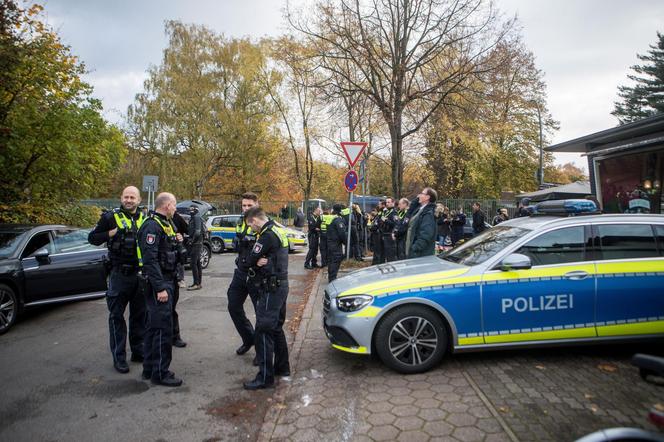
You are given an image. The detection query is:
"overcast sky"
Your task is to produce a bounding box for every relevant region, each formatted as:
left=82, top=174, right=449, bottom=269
left=43, top=0, right=664, bottom=169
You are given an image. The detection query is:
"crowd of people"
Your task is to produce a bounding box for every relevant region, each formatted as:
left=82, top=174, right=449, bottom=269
left=88, top=186, right=526, bottom=391
left=302, top=189, right=522, bottom=277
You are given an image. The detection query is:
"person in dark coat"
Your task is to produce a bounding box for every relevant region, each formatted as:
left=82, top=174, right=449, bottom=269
left=406, top=187, right=438, bottom=259
left=187, top=205, right=204, bottom=290
left=471, top=202, right=487, bottom=236
left=327, top=204, right=347, bottom=282
left=450, top=209, right=466, bottom=246
left=293, top=208, right=305, bottom=229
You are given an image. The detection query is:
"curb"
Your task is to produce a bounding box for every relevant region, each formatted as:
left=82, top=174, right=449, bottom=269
left=257, top=269, right=324, bottom=442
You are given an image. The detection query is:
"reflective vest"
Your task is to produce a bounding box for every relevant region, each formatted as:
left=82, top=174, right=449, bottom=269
left=257, top=222, right=289, bottom=279
left=321, top=214, right=336, bottom=232
left=109, top=209, right=145, bottom=265
left=137, top=214, right=176, bottom=268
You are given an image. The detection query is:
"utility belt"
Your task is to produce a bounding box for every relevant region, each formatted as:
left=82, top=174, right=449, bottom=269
left=112, top=263, right=139, bottom=276
left=247, top=270, right=287, bottom=292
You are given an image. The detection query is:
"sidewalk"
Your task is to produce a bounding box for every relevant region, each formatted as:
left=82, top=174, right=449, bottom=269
left=259, top=270, right=514, bottom=442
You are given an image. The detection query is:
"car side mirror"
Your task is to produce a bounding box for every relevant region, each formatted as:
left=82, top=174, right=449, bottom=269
left=34, top=247, right=51, bottom=264
left=500, top=253, right=531, bottom=271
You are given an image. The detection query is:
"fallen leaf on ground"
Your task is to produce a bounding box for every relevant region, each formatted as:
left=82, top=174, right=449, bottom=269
left=597, top=363, right=618, bottom=373
left=654, top=403, right=664, bottom=412
left=584, top=393, right=594, bottom=400
left=498, top=406, right=510, bottom=413
left=590, top=405, right=599, bottom=413
left=535, top=364, right=546, bottom=370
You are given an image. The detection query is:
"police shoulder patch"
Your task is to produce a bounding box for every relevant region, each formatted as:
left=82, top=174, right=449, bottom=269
left=253, top=242, right=263, bottom=254
left=146, top=233, right=156, bottom=245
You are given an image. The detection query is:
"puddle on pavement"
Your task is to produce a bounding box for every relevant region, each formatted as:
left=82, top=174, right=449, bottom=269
left=89, top=379, right=150, bottom=397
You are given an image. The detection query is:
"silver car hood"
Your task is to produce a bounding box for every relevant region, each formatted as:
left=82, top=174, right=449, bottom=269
left=326, top=256, right=467, bottom=298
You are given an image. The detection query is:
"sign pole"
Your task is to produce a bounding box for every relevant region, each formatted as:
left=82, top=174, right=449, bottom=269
left=346, top=190, right=353, bottom=261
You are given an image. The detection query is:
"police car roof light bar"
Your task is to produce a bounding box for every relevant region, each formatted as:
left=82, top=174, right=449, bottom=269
left=532, top=199, right=599, bottom=217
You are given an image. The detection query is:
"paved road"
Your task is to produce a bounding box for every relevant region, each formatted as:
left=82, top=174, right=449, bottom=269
left=0, top=249, right=315, bottom=442
left=261, top=267, right=664, bottom=442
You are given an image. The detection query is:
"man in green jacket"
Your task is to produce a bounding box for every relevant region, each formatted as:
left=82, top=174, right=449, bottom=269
left=406, top=187, right=438, bottom=259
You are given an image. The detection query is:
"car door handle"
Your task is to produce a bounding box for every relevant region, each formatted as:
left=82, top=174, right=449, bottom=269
left=564, top=270, right=589, bottom=281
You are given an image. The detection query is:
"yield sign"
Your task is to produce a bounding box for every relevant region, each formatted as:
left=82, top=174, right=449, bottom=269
left=340, top=141, right=367, bottom=168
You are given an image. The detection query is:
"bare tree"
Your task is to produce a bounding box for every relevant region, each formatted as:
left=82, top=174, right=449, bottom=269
left=288, top=0, right=512, bottom=197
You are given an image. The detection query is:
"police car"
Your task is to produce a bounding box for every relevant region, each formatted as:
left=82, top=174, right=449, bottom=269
left=323, top=200, right=664, bottom=373
left=207, top=215, right=307, bottom=253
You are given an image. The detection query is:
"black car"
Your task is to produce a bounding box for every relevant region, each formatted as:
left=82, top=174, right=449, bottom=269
left=0, top=224, right=108, bottom=334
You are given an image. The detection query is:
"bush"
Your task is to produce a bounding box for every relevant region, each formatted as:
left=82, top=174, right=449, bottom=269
left=0, top=202, right=103, bottom=227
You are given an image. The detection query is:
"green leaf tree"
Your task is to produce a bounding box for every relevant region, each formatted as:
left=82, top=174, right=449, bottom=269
left=0, top=1, right=125, bottom=205
left=613, top=31, right=664, bottom=124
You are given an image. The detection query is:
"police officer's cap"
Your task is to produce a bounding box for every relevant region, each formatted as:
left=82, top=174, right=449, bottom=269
left=332, top=204, right=344, bottom=214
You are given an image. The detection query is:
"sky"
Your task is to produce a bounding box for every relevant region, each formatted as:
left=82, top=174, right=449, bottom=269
left=43, top=0, right=664, bottom=169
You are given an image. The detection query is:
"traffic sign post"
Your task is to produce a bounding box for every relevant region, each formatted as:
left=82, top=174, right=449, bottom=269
left=142, top=175, right=159, bottom=212
left=340, top=141, right=367, bottom=261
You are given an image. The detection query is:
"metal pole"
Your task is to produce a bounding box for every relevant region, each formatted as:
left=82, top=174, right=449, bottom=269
left=537, top=104, right=543, bottom=187
left=362, top=177, right=367, bottom=253
left=346, top=191, right=353, bottom=260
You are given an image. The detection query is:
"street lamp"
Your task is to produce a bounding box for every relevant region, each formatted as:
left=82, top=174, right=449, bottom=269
left=531, top=100, right=544, bottom=188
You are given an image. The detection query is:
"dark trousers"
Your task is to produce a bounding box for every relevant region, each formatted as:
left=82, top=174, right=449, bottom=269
left=254, top=283, right=290, bottom=385
left=227, top=268, right=258, bottom=346
left=371, top=232, right=383, bottom=265
left=382, top=234, right=397, bottom=262
left=327, top=245, right=343, bottom=282
left=172, top=283, right=182, bottom=341
left=190, top=243, right=203, bottom=285
left=106, top=268, right=146, bottom=363
left=143, top=281, right=174, bottom=380
left=397, top=236, right=407, bottom=260
left=305, top=232, right=319, bottom=266
left=319, top=233, right=328, bottom=266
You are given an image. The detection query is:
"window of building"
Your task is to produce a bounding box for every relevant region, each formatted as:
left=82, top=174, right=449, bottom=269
left=598, top=150, right=663, bottom=214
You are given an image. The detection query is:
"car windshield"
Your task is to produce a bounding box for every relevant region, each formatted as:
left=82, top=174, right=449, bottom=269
left=0, top=230, right=29, bottom=259
left=439, top=225, right=530, bottom=266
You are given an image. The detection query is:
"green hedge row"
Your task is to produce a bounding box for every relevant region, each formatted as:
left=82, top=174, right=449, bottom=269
left=0, top=203, right=102, bottom=227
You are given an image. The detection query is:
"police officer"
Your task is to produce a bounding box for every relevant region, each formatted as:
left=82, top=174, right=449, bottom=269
left=138, top=192, right=184, bottom=387
left=371, top=200, right=386, bottom=264
left=170, top=211, right=188, bottom=348
left=394, top=198, right=410, bottom=260
left=88, top=186, right=146, bottom=374
left=228, top=192, right=259, bottom=357
left=326, top=204, right=347, bottom=282
left=304, top=207, right=321, bottom=269
left=319, top=209, right=334, bottom=267
left=381, top=197, right=399, bottom=262
left=243, top=207, right=290, bottom=390
left=187, top=205, right=204, bottom=290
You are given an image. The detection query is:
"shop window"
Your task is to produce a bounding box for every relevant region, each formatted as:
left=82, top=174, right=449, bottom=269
left=598, top=150, right=663, bottom=214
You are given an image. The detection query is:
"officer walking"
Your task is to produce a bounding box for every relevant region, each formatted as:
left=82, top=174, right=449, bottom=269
left=187, top=205, right=204, bottom=290
left=138, top=192, right=184, bottom=386
left=304, top=207, right=321, bottom=269
left=326, top=204, right=347, bottom=282
left=227, top=192, right=260, bottom=358
left=88, top=186, right=146, bottom=374
left=381, top=197, right=399, bottom=262
left=243, top=207, right=290, bottom=390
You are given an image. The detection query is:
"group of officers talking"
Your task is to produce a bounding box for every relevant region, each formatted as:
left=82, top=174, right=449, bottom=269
left=88, top=187, right=290, bottom=390
left=304, top=196, right=413, bottom=282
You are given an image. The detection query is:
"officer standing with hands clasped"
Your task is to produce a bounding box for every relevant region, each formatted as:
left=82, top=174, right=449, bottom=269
left=243, top=207, right=290, bottom=390
left=304, top=207, right=321, bottom=269
left=326, top=204, right=347, bottom=282
left=138, top=192, right=185, bottom=387
left=88, top=185, right=146, bottom=374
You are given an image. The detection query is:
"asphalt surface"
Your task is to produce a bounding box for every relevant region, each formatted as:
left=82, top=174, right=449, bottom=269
left=0, top=249, right=315, bottom=442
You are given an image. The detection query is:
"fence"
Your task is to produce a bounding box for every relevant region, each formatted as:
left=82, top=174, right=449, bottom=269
left=83, top=198, right=518, bottom=225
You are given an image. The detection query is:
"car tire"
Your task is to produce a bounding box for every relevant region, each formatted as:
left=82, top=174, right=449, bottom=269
left=200, top=245, right=211, bottom=269
left=374, top=305, right=447, bottom=374
left=0, top=283, right=18, bottom=335
left=211, top=238, right=224, bottom=253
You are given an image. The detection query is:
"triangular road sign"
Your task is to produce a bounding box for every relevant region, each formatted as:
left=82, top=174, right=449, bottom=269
left=340, top=141, right=368, bottom=168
